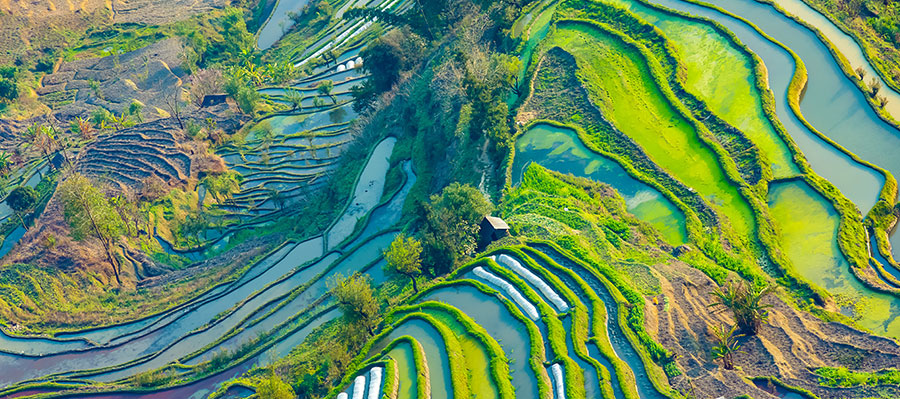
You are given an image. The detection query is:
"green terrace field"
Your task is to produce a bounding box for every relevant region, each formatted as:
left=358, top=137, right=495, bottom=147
left=6, top=0, right=900, bottom=398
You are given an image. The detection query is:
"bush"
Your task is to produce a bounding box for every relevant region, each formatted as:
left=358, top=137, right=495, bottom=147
left=0, top=66, right=18, bottom=103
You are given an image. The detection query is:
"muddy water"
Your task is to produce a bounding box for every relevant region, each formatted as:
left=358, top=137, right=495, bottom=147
left=768, top=180, right=900, bottom=338
left=627, top=0, right=882, bottom=215
left=256, top=0, right=313, bottom=49
left=422, top=284, right=540, bottom=399
left=513, top=123, right=688, bottom=244
left=772, top=0, right=900, bottom=121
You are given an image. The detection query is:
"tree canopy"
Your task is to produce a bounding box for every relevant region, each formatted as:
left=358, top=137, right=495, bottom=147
left=421, top=183, right=493, bottom=275
left=329, top=273, right=380, bottom=336
left=383, top=233, right=424, bottom=292
left=58, top=173, right=126, bottom=283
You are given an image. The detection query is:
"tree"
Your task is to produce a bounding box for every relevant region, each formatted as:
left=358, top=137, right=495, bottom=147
left=58, top=173, right=125, bottom=284
left=256, top=371, right=295, bottom=399
left=421, top=183, right=493, bottom=275
left=202, top=171, right=242, bottom=204
left=871, top=78, right=882, bottom=96
left=164, top=91, right=185, bottom=129
left=91, top=108, right=113, bottom=130
left=383, top=233, right=423, bottom=292
left=0, top=66, right=18, bottom=103
left=317, top=80, right=336, bottom=104
left=0, top=151, right=10, bottom=173
left=265, top=189, right=287, bottom=211
left=7, top=186, right=38, bottom=230
left=328, top=273, right=380, bottom=336
left=128, top=100, right=144, bottom=123
left=283, top=88, right=304, bottom=111
left=188, top=69, right=223, bottom=107
left=709, top=281, right=773, bottom=335
left=709, top=323, right=743, bottom=370
left=179, top=212, right=210, bottom=245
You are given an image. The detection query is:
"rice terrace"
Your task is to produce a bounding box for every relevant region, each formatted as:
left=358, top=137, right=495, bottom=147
left=3, top=0, right=900, bottom=397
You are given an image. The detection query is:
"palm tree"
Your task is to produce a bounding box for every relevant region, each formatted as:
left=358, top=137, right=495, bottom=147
left=283, top=89, right=304, bottom=111
left=70, top=117, right=95, bottom=140
left=710, top=323, right=743, bottom=370
left=709, top=281, right=773, bottom=335
left=0, top=151, right=11, bottom=175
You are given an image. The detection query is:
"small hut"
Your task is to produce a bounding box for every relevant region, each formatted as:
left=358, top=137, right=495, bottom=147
left=200, top=93, right=230, bottom=108
left=479, top=215, right=509, bottom=250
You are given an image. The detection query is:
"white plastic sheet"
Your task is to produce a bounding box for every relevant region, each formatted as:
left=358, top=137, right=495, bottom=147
left=551, top=363, right=566, bottom=399
left=497, top=254, right=568, bottom=312
left=473, top=266, right=539, bottom=320
left=351, top=374, right=366, bottom=399
left=367, top=367, right=383, bottom=399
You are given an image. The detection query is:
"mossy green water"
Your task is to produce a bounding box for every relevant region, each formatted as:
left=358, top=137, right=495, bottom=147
left=394, top=307, right=499, bottom=399
left=385, top=342, right=417, bottom=399
left=768, top=180, right=900, bottom=338
left=513, top=123, right=687, bottom=244
left=602, top=0, right=799, bottom=179
left=545, top=23, right=755, bottom=237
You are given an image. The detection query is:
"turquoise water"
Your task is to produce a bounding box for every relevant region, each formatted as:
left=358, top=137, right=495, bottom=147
left=513, top=123, right=688, bottom=244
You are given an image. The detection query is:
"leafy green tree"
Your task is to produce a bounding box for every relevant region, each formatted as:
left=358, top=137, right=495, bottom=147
left=7, top=186, right=38, bottom=230
left=328, top=273, right=380, bottom=336
left=709, top=323, right=743, bottom=370
left=257, top=371, right=295, bottom=399
left=58, top=173, right=125, bottom=284
left=91, top=108, right=113, bottom=130
left=0, top=151, right=11, bottom=173
left=0, top=66, right=18, bottom=103
left=202, top=171, right=243, bottom=204
left=421, top=183, right=493, bottom=275
left=709, top=281, right=773, bottom=335
left=317, top=80, right=336, bottom=104
left=128, top=100, right=144, bottom=123
left=383, top=233, right=423, bottom=292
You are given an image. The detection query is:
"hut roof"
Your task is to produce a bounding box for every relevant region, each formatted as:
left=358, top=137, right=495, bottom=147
left=483, top=215, right=509, bottom=230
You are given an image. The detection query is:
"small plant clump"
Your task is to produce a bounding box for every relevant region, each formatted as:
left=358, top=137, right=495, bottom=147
left=709, top=281, right=773, bottom=335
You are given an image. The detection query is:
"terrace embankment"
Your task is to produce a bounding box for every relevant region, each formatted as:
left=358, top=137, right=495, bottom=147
left=505, top=165, right=900, bottom=399
left=75, top=106, right=244, bottom=191
left=645, top=255, right=900, bottom=399
left=36, top=38, right=188, bottom=120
